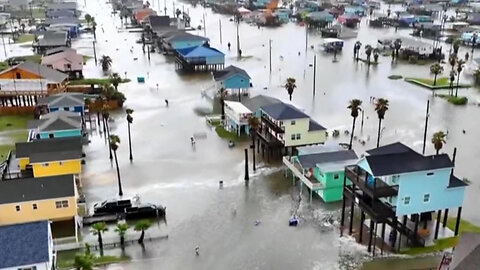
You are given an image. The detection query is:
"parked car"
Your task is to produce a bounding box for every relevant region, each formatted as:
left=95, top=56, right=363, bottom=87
left=93, top=199, right=132, bottom=215
left=124, top=204, right=166, bottom=220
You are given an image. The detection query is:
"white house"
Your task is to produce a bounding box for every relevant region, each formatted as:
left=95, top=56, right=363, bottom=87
left=224, top=100, right=253, bottom=135
left=0, top=221, right=56, bottom=270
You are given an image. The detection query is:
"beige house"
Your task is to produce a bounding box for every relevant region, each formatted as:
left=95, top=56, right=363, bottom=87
left=41, top=48, right=83, bottom=79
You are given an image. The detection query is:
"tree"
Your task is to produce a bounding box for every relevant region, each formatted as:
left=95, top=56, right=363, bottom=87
left=374, top=98, right=389, bottom=148
left=430, top=63, right=444, bottom=86
left=449, top=70, right=456, bottom=96
left=115, top=223, right=129, bottom=247
left=219, top=87, right=226, bottom=122
left=91, top=222, right=108, bottom=254
left=373, top=48, right=380, bottom=63
left=126, top=108, right=134, bottom=161
left=110, top=134, right=123, bottom=196
left=101, top=104, right=113, bottom=159
left=85, top=14, right=92, bottom=26
left=431, top=131, right=447, bottom=155
left=109, top=73, right=122, bottom=90
left=92, top=19, right=97, bottom=40
left=394, top=38, right=402, bottom=59
left=455, top=59, right=465, bottom=97
left=100, top=55, right=112, bottom=71
left=134, top=220, right=152, bottom=244
left=453, top=39, right=460, bottom=55
left=449, top=54, right=457, bottom=71
left=284, top=77, right=296, bottom=101
left=472, top=33, right=478, bottom=54
left=347, top=99, right=362, bottom=150
left=248, top=116, right=260, bottom=171
left=74, top=254, right=94, bottom=270
left=354, top=41, right=362, bottom=61
left=365, top=45, right=373, bottom=65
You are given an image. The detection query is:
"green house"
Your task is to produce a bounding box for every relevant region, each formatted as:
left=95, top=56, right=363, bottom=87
left=284, top=145, right=358, bottom=203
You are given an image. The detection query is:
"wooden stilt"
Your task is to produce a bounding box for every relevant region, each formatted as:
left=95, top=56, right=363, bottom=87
left=367, top=219, right=374, bottom=253
left=359, top=211, right=365, bottom=243
left=454, top=207, right=462, bottom=236
left=434, top=210, right=441, bottom=240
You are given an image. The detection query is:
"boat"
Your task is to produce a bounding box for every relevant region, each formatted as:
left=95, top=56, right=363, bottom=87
left=319, top=38, right=344, bottom=52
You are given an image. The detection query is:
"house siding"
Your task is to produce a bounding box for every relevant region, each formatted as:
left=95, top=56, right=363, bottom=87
left=206, top=55, right=224, bottom=65
left=284, top=118, right=326, bottom=147
left=39, top=129, right=81, bottom=139
left=172, top=40, right=206, bottom=49
left=395, top=168, right=465, bottom=216
left=50, top=105, right=83, bottom=114
left=32, top=159, right=81, bottom=178
left=0, top=68, right=42, bottom=79
left=19, top=157, right=30, bottom=170
left=315, top=168, right=348, bottom=202
left=222, top=74, right=251, bottom=89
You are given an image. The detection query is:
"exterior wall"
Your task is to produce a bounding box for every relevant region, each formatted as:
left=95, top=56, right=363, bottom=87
left=32, top=159, right=81, bottom=177
left=38, top=129, right=81, bottom=139
left=314, top=168, right=348, bottom=202
left=0, top=67, right=42, bottom=79
left=19, top=157, right=29, bottom=170
left=0, top=196, right=77, bottom=226
left=357, top=158, right=373, bottom=175
left=205, top=55, right=224, bottom=65
left=395, top=168, right=465, bottom=216
left=316, top=187, right=343, bottom=203
left=283, top=118, right=326, bottom=147
left=172, top=40, right=206, bottom=49
left=50, top=105, right=83, bottom=114
left=223, top=74, right=251, bottom=89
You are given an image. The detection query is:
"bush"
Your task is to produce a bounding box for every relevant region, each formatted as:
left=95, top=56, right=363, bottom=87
left=448, top=96, right=468, bottom=105
left=408, top=55, right=418, bottom=64
left=111, top=91, right=126, bottom=106
left=388, top=75, right=403, bottom=80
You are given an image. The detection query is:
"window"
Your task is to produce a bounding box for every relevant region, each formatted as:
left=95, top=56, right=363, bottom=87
left=49, top=133, right=54, bottom=138
left=423, top=194, right=430, bottom=203
left=427, top=172, right=434, bottom=176
left=15, top=205, right=21, bottom=212
left=59, top=161, right=63, bottom=165
left=404, top=196, right=410, bottom=205
left=291, top=120, right=296, bottom=125
left=279, top=121, right=283, bottom=126
left=392, top=175, right=400, bottom=184
left=43, top=163, right=49, bottom=167
left=55, top=200, right=68, bottom=209
left=296, top=133, right=301, bottom=140
left=333, top=173, right=339, bottom=180
left=33, top=203, right=38, bottom=210
left=62, top=200, right=69, bottom=208
left=16, top=72, right=21, bottom=79
left=64, top=107, right=70, bottom=111
left=291, top=134, right=296, bottom=140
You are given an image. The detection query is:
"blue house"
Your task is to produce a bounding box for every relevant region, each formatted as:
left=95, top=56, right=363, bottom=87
left=341, top=142, right=468, bottom=253
left=162, top=32, right=209, bottom=52
left=213, top=65, right=252, bottom=99
left=175, top=45, right=225, bottom=72
left=37, top=93, right=85, bottom=115
left=27, top=111, right=82, bottom=140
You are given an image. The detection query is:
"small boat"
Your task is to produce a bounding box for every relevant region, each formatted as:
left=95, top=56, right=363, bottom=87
left=319, top=38, right=344, bottom=52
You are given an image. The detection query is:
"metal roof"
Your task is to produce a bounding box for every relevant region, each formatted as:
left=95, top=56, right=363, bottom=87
left=37, top=92, right=84, bottom=107
left=297, top=149, right=358, bottom=169
left=241, top=95, right=281, bottom=113
left=213, top=65, right=251, bottom=81
left=15, top=136, right=82, bottom=160
left=27, top=112, right=81, bottom=132
left=261, top=102, right=309, bottom=120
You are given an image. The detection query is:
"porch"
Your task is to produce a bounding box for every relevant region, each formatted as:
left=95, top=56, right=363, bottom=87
left=283, top=156, right=324, bottom=203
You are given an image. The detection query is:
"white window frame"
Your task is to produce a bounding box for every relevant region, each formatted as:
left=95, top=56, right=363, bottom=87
left=404, top=196, right=411, bottom=205
left=423, top=194, right=430, bottom=203
left=296, top=133, right=301, bottom=140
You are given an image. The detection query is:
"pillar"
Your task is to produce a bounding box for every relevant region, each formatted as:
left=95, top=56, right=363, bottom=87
left=367, top=219, right=374, bottom=253
left=359, top=211, right=365, bottom=243
left=373, top=223, right=378, bottom=257
left=434, top=210, right=441, bottom=240
left=340, top=196, right=346, bottom=236
left=380, top=223, right=386, bottom=255
left=454, top=207, right=462, bottom=236
left=443, top=208, right=449, bottom=228
left=349, top=196, right=355, bottom=235
left=402, top=215, right=408, bottom=245
left=414, top=214, right=419, bottom=235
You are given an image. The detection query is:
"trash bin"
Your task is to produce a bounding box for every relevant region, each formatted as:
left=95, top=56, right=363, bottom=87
left=137, top=76, right=145, bottom=83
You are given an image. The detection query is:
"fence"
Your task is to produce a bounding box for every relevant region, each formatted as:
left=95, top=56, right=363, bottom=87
left=0, top=106, right=35, bottom=115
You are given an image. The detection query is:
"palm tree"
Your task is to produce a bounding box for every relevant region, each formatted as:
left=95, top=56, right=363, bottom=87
left=394, top=38, right=402, bottom=59
left=109, top=73, right=122, bottom=90
left=91, top=222, right=108, bottom=254
left=455, top=59, right=465, bottom=97
left=365, top=45, right=373, bottom=65
left=101, top=104, right=113, bottom=160
left=347, top=99, right=362, bottom=150
left=92, top=19, right=97, bottom=40
left=284, top=77, right=296, bottom=101
left=374, top=98, right=389, bottom=148
left=248, top=116, right=260, bottom=171
left=449, top=70, right=456, bottom=96
left=453, top=39, right=460, bottom=55
left=115, top=223, right=129, bottom=247
left=126, top=108, right=134, bottom=161
left=354, top=41, right=362, bottom=61
left=219, top=87, right=226, bottom=122
left=100, top=55, right=112, bottom=71
left=134, top=219, right=152, bottom=244
left=431, top=131, right=447, bottom=155
left=110, top=134, right=123, bottom=196
left=85, top=14, right=92, bottom=27
left=449, top=54, right=457, bottom=71
left=74, top=254, right=94, bottom=270
left=373, top=48, right=380, bottom=63
left=430, top=63, right=444, bottom=86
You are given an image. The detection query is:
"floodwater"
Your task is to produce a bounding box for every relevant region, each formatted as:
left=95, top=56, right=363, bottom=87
left=3, top=0, right=480, bottom=269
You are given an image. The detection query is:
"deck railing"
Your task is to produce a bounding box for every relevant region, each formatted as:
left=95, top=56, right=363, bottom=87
left=345, top=166, right=398, bottom=198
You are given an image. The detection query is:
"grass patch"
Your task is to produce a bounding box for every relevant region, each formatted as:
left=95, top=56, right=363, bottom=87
left=388, top=75, right=403, bottom=80
left=15, top=34, right=35, bottom=44
left=437, top=94, right=468, bottom=105
left=0, top=115, right=31, bottom=132
left=82, top=55, right=92, bottom=62
left=0, top=61, right=9, bottom=71
left=69, top=78, right=131, bottom=86
left=7, top=54, right=42, bottom=64
left=0, top=115, right=31, bottom=160
left=215, top=125, right=239, bottom=141
left=405, top=77, right=471, bottom=90
left=446, top=218, right=480, bottom=233
left=56, top=250, right=129, bottom=269
left=10, top=8, right=45, bottom=19
left=401, top=236, right=459, bottom=255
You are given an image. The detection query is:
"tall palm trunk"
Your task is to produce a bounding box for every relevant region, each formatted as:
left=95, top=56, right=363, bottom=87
left=98, top=232, right=103, bottom=254
left=138, top=229, right=145, bottom=244
left=455, top=72, right=461, bottom=97
left=433, top=73, right=438, bottom=86
left=120, top=235, right=125, bottom=247
left=376, top=118, right=382, bottom=148
left=349, top=117, right=357, bottom=150
left=289, top=94, right=292, bottom=101
left=128, top=122, right=133, bottom=161
left=106, top=120, right=113, bottom=160
left=251, top=131, right=256, bottom=171
left=113, top=150, right=123, bottom=196
left=436, top=148, right=439, bottom=155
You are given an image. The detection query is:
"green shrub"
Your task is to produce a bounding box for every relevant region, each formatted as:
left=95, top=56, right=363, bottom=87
left=388, top=75, right=403, bottom=80
left=408, top=55, right=418, bottom=64
left=448, top=96, right=468, bottom=105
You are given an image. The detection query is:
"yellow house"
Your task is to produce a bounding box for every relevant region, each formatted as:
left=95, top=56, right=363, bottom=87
left=0, top=174, right=79, bottom=239
left=15, top=137, right=83, bottom=178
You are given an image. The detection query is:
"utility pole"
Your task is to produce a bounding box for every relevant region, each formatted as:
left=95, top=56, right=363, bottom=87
left=236, top=16, right=240, bottom=57
left=173, top=2, right=175, bottom=18
left=164, top=0, right=167, bottom=15
left=1, top=33, right=7, bottom=58
left=269, top=39, right=272, bottom=73
left=93, top=41, right=97, bottom=65
left=313, top=54, right=316, bottom=97
left=244, top=149, right=249, bottom=181
left=422, top=100, right=430, bottom=155
left=147, top=45, right=151, bottom=61
left=219, top=19, right=222, bottom=44
left=203, top=13, right=206, bottom=36
left=305, top=25, right=308, bottom=51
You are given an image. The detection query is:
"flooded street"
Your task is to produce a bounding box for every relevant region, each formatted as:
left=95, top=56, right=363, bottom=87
left=4, top=0, right=480, bottom=268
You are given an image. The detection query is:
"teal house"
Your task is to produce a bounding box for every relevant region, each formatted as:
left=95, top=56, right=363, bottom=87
left=27, top=110, right=82, bottom=140
left=163, top=32, right=209, bottom=51
left=213, top=65, right=252, bottom=98
left=283, top=145, right=358, bottom=203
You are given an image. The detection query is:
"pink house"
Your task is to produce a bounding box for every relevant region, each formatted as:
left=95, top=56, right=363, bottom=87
left=41, top=49, right=84, bottom=79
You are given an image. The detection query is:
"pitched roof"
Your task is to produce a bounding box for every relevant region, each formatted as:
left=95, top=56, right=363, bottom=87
left=15, top=136, right=83, bottom=160
left=177, top=46, right=224, bottom=58
left=45, top=17, right=81, bottom=25
left=0, top=221, right=51, bottom=268
left=149, top=15, right=171, bottom=27
left=165, top=32, right=209, bottom=43
left=448, top=175, right=468, bottom=188
left=0, top=61, right=68, bottom=82
left=0, top=175, right=75, bottom=204
left=261, top=102, right=309, bottom=120
left=47, top=2, right=77, bottom=10
left=298, top=149, right=358, bottom=169
left=45, top=46, right=76, bottom=56
left=309, top=120, right=326, bottom=131
left=47, top=9, right=75, bottom=18
left=365, top=142, right=454, bottom=176
left=213, top=65, right=251, bottom=81
left=450, top=232, right=480, bottom=270
left=241, top=95, right=281, bottom=113
left=37, top=92, right=84, bottom=107
left=36, top=31, right=68, bottom=47
left=27, top=111, right=82, bottom=132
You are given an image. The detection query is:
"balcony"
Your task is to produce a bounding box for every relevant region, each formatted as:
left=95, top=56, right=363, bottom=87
left=261, top=115, right=284, bottom=134
left=256, top=129, right=283, bottom=147
left=345, top=166, right=398, bottom=198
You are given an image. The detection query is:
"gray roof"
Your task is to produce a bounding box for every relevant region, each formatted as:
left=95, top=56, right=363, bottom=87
left=46, top=9, right=75, bottom=18
left=448, top=175, right=468, bottom=188
left=37, top=92, right=84, bottom=107
left=0, top=175, right=75, bottom=204
left=15, top=136, right=82, bottom=160
left=13, top=61, right=68, bottom=82
left=309, top=120, right=326, bottom=131
left=213, top=65, right=251, bottom=81
left=365, top=142, right=454, bottom=176
left=45, top=46, right=76, bottom=56
left=298, top=150, right=358, bottom=169
left=0, top=221, right=51, bottom=268
left=149, top=15, right=171, bottom=27
left=241, top=95, right=281, bottom=113
left=450, top=232, right=480, bottom=270
left=45, top=17, right=80, bottom=26
left=165, top=32, right=209, bottom=43
left=30, top=150, right=82, bottom=163
left=27, top=112, right=81, bottom=132
left=47, top=2, right=77, bottom=10
left=261, top=102, right=309, bottom=120
left=36, top=31, right=68, bottom=47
